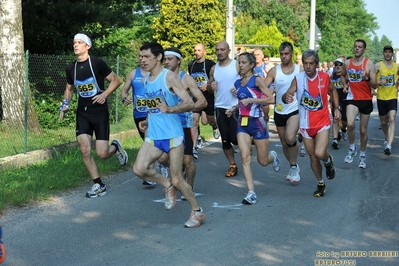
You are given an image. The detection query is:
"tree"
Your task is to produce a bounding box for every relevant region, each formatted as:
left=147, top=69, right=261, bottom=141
left=247, top=20, right=301, bottom=58
left=235, top=0, right=309, bottom=51
left=368, top=35, right=393, bottom=63
left=152, top=0, right=225, bottom=59
left=235, top=13, right=263, bottom=45
left=22, top=0, right=160, bottom=55
left=311, top=0, right=378, bottom=61
left=0, top=0, right=40, bottom=129
left=234, top=0, right=379, bottom=61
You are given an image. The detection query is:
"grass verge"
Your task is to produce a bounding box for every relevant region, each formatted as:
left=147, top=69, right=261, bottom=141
left=0, top=123, right=214, bottom=214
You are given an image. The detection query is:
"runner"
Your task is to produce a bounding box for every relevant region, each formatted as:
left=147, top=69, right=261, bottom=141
left=330, top=58, right=348, bottom=150
left=375, top=45, right=399, bottom=155
left=341, top=39, right=378, bottom=168
left=164, top=47, right=207, bottom=199
left=283, top=49, right=341, bottom=197
left=60, top=32, right=127, bottom=198
left=133, top=42, right=205, bottom=228
left=227, top=52, right=280, bottom=204
left=264, top=42, right=303, bottom=182
left=208, top=41, right=240, bottom=177
left=188, top=44, right=219, bottom=159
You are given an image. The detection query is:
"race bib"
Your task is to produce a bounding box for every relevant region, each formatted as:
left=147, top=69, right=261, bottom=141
left=134, top=95, right=149, bottom=113
left=300, top=89, right=323, bottom=111
left=76, top=77, right=97, bottom=98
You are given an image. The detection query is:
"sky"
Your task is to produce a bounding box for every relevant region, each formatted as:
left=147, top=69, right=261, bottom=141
left=363, top=0, right=398, bottom=48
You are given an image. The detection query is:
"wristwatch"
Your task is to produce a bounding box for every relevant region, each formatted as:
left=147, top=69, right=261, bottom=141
left=122, top=97, right=127, bottom=103
left=336, top=106, right=342, bottom=111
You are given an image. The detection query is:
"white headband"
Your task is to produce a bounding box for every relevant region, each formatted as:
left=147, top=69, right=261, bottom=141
left=164, top=51, right=181, bottom=58
left=74, top=33, right=92, bottom=47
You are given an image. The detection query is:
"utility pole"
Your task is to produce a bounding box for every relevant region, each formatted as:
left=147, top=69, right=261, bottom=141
left=226, top=0, right=235, bottom=59
left=309, top=0, right=316, bottom=50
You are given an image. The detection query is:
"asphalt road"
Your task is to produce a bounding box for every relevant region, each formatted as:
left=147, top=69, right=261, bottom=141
left=1, top=104, right=399, bottom=266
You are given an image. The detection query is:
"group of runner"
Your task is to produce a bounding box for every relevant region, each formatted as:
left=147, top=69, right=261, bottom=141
left=59, top=32, right=398, bottom=229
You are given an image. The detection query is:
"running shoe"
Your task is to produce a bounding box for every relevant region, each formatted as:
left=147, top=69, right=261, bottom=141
left=159, top=164, right=169, bottom=178
left=331, top=139, right=339, bottom=150
left=213, top=129, right=220, bottom=139
left=197, top=137, right=204, bottom=148
left=384, top=146, right=392, bottom=156
left=344, top=148, right=357, bottom=164
left=287, top=164, right=300, bottom=182
left=269, top=150, right=281, bottom=172
left=184, top=208, right=206, bottom=228
left=112, top=139, right=128, bottom=166
left=242, top=191, right=257, bottom=205
left=300, top=145, right=306, bottom=157
left=164, top=185, right=176, bottom=210
left=142, top=180, right=156, bottom=186
left=324, top=154, right=335, bottom=180
left=192, top=147, right=199, bottom=160
left=358, top=156, right=366, bottom=169
left=313, top=183, right=326, bottom=197
left=0, top=225, right=6, bottom=264
left=225, top=164, right=238, bottom=177
left=341, top=131, right=348, bottom=141
left=85, top=183, right=106, bottom=198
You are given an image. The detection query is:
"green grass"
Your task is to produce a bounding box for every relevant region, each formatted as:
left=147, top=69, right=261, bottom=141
left=0, top=106, right=135, bottom=157
left=0, top=122, right=214, bottom=213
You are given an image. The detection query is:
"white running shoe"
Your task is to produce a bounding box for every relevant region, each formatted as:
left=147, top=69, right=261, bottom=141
left=197, top=137, right=204, bottom=148
left=192, top=147, right=198, bottom=160
left=112, top=139, right=128, bottom=166
left=287, top=164, right=300, bottom=182
left=164, top=185, right=176, bottom=210
left=300, top=145, right=306, bottom=157
left=269, top=150, right=281, bottom=172
left=242, top=191, right=257, bottom=205
left=341, top=131, right=348, bottom=141
left=159, top=164, right=169, bottom=178
left=85, top=183, right=106, bottom=198
left=344, top=148, right=357, bottom=164
left=142, top=180, right=156, bottom=186
left=358, top=156, right=366, bottom=169
left=184, top=208, right=205, bottom=228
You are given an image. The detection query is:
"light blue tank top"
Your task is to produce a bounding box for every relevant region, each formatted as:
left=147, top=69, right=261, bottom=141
left=177, top=71, right=193, bottom=128
left=144, top=69, right=183, bottom=140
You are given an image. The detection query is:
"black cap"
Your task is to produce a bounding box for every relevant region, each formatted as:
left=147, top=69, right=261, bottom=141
left=383, top=45, right=393, bottom=53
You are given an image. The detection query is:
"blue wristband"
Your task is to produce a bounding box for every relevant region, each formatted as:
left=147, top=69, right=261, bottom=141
left=59, top=99, right=69, bottom=111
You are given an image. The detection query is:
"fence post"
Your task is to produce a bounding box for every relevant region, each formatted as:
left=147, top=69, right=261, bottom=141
left=115, top=55, right=120, bottom=132
left=23, top=50, right=30, bottom=153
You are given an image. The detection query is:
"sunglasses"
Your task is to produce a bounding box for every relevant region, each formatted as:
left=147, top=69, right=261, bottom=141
left=334, top=63, right=343, bottom=67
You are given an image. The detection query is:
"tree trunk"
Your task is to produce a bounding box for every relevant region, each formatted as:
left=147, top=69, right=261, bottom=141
left=0, top=0, right=41, bottom=130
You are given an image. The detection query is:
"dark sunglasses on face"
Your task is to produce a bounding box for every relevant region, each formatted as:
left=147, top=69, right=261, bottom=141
left=335, top=63, right=343, bottom=67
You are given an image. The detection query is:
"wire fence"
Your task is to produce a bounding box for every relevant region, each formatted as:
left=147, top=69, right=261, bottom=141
left=0, top=52, right=136, bottom=159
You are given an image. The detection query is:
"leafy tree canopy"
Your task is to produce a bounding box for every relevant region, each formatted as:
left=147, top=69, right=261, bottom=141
left=152, top=0, right=225, bottom=60
left=22, top=0, right=159, bottom=55
left=247, top=20, right=301, bottom=58
left=313, top=0, right=378, bottom=61
left=235, top=0, right=309, bottom=51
